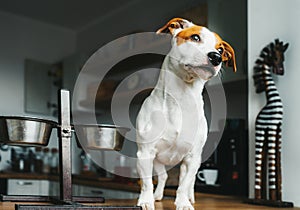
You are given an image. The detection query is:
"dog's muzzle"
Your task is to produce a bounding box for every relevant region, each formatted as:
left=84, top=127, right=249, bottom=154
left=207, top=52, right=222, bottom=67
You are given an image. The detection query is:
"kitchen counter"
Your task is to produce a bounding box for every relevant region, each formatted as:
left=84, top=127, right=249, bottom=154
left=0, top=171, right=141, bottom=194
left=0, top=171, right=59, bottom=181
left=1, top=172, right=299, bottom=209
left=1, top=193, right=299, bottom=210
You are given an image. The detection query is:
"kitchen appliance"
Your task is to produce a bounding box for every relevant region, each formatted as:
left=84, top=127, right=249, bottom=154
left=196, top=119, right=248, bottom=196
left=0, top=89, right=140, bottom=210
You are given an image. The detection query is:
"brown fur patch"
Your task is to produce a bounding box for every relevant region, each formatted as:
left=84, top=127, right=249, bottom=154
left=176, top=26, right=203, bottom=46
left=156, top=17, right=191, bottom=35
left=214, top=33, right=237, bottom=72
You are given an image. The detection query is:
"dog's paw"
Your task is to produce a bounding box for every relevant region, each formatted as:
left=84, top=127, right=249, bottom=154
left=189, top=197, right=195, bottom=204
left=154, top=190, right=163, bottom=201
left=137, top=191, right=155, bottom=210
left=175, top=194, right=194, bottom=210
left=138, top=200, right=155, bottom=210
left=175, top=203, right=194, bottom=210
left=138, top=202, right=155, bottom=210
left=176, top=205, right=194, bottom=210
left=188, top=193, right=195, bottom=204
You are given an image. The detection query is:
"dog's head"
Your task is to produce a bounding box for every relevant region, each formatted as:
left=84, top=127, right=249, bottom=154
left=157, top=18, right=236, bottom=82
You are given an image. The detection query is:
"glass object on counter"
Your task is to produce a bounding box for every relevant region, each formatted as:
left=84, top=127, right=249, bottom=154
left=10, top=147, right=31, bottom=172
left=34, top=147, right=43, bottom=173
left=114, top=155, right=131, bottom=183
left=10, top=147, right=18, bottom=171
left=50, top=148, right=59, bottom=174
left=28, top=148, right=35, bottom=172
left=42, top=148, right=51, bottom=173
left=18, top=153, right=26, bottom=172
left=80, top=151, right=92, bottom=175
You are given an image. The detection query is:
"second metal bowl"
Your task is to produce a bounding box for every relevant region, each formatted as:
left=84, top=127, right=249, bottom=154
left=74, top=124, right=130, bottom=151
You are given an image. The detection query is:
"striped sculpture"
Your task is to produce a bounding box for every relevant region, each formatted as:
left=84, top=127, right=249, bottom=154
left=253, top=39, right=289, bottom=201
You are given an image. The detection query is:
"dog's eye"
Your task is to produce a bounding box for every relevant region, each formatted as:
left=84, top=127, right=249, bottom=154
left=190, top=34, right=201, bottom=42
left=217, top=47, right=224, bottom=54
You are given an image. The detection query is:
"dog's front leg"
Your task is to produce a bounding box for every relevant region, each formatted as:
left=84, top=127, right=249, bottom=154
left=137, top=147, right=156, bottom=210
left=178, top=163, right=196, bottom=204
left=153, top=159, right=168, bottom=201
left=188, top=175, right=196, bottom=204
left=175, top=155, right=201, bottom=210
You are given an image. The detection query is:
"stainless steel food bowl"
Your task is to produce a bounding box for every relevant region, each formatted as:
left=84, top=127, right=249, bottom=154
left=74, top=124, right=130, bottom=151
left=0, top=116, right=57, bottom=146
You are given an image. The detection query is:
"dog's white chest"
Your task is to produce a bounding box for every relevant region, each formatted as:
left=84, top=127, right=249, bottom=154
left=136, top=80, right=207, bottom=165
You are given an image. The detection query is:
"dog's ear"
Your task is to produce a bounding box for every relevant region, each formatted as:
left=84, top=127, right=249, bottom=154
left=156, top=18, right=192, bottom=35
left=215, top=33, right=237, bottom=72
left=222, top=41, right=237, bottom=72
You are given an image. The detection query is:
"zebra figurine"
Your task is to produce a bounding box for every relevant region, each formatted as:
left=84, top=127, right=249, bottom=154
left=253, top=39, right=289, bottom=201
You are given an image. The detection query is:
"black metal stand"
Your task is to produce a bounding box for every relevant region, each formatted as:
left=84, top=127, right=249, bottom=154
left=58, top=89, right=73, bottom=203
left=1, top=89, right=141, bottom=210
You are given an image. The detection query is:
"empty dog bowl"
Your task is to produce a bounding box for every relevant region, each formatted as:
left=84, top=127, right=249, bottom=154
left=0, top=116, right=57, bottom=147
left=74, top=124, right=130, bottom=151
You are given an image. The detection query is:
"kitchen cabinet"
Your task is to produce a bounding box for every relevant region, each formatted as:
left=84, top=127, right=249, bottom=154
left=48, top=181, right=60, bottom=196
left=24, top=59, right=62, bottom=116
left=2, top=172, right=141, bottom=199
left=7, top=179, right=50, bottom=196
left=7, top=179, right=60, bottom=196
left=7, top=180, right=139, bottom=199
left=73, top=184, right=139, bottom=199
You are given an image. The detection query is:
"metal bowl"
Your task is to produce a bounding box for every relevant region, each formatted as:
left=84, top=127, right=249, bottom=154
left=74, top=124, right=130, bottom=151
left=0, top=116, right=57, bottom=147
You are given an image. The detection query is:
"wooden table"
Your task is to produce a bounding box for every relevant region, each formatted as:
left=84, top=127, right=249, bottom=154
left=1, top=193, right=299, bottom=210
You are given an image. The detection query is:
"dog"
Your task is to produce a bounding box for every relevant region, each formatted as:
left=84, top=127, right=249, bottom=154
left=136, top=18, right=236, bottom=210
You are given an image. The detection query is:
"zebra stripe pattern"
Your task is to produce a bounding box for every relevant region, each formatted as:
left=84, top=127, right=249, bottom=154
left=254, top=65, right=283, bottom=200
left=252, top=39, right=288, bottom=201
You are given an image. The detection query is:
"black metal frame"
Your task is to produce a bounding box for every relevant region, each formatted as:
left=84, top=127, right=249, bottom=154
left=1, top=89, right=141, bottom=210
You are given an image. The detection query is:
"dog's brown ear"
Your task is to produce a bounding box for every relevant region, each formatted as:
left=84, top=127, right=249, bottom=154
left=214, top=33, right=237, bottom=72
left=156, top=18, right=192, bottom=35
left=222, top=41, right=237, bottom=72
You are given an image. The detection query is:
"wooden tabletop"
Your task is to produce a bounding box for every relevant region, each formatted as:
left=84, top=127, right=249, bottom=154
left=1, top=193, right=299, bottom=210
left=1, top=172, right=299, bottom=209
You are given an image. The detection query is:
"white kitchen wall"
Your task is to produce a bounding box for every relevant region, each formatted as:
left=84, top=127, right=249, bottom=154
left=248, top=0, right=300, bottom=206
left=0, top=11, right=76, bottom=170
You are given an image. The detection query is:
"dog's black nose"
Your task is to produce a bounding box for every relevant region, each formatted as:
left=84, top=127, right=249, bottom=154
left=207, top=52, right=222, bottom=66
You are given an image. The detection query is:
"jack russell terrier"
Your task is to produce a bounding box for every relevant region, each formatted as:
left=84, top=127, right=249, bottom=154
left=136, top=18, right=236, bottom=210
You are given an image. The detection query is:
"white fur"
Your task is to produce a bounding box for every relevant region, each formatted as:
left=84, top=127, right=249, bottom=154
left=136, top=24, right=222, bottom=210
